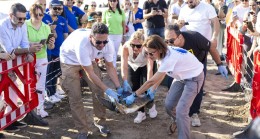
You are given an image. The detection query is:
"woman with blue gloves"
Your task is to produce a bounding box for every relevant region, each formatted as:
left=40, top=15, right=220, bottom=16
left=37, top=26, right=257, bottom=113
left=121, top=29, right=157, bottom=123
left=124, top=35, right=204, bottom=139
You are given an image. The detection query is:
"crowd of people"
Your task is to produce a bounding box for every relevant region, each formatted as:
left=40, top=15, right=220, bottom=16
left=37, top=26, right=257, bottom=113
left=0, top=0, right=259, bottom=139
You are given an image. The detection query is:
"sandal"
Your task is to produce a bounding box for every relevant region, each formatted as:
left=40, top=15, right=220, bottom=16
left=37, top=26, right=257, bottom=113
left=168, top=122, right=177, bottom=135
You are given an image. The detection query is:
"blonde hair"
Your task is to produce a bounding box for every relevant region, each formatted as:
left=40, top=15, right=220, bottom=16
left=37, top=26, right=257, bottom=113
left=128, top=29, right=145, bottom=44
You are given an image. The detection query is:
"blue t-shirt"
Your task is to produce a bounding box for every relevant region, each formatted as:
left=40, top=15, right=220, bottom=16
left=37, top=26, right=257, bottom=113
left=46, top=15, right=69, bottom=56
left=133, top=8, right=143, bottom=31
left=26, top=12, right=53, bottom=25
left=63, top=6, right=85, bottom=30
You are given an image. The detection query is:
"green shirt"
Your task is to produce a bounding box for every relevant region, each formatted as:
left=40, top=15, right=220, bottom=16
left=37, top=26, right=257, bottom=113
left=26, top=20, right=51, bottom=59
left=102, top=9, right=126, bottom=35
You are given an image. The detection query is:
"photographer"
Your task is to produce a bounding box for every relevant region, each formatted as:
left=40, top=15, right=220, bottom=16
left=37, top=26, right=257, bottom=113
left=143, top=0, right=168, bottom=38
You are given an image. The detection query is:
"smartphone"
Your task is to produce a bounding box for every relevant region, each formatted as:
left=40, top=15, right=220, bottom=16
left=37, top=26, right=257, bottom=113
left=84, top=4, right=89, bottom=10
left=40, top=39, right=47, bottom=45
left=152, top=7, right=158, bottom=11
left=46, top=33, right=55, bottom=44
left=247, top=21, right=255, bottom=32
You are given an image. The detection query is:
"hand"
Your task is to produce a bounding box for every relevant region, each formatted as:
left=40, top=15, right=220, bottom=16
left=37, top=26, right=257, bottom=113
left=218, top=65, right=228, bottom=79
left=105, top=88, right=119, bottom=102
left=123, top=80, right=132, bottom=92
left=123, top=92, right=136, bottom=105
left=176, top=20, right=186, bottom=28
left=48, top=37, right=55, bottom=49
left=25, top=54, right=34, bottom=63
left=49, top=24, right=57, bottom=31
left=157, top=10, right=163, bottom=15
left=0, top=53, right=14, bottom=61
left=151, top=9, right=157, bottom=16
left=29, top=43, right=42, bottom=53
left=146, top=87, right=156, bottom=100
left=117, top=87, right=123, bottom=96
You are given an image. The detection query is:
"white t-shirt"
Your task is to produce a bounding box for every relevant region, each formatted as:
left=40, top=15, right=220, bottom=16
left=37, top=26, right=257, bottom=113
left=171, top=2, right=186, bottom=16
left=232, top=4, right=250, bottom=23
left=157, top=46, right=203, bottom=80
left=126, top=43, right=147, bottom=71
left=178, top=2, right=217, bottom=40
left=125, top=10, right=135, bottom=37
left=60, top=29, right=114, bottom=66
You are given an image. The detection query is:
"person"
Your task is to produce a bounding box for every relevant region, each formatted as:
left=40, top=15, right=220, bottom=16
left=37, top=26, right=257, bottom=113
left=170, top=0, right=185, bottom=21
left=143, top=0, right=168, bottom=38
left=121, top=29, right=157, bottom=123
left=59, top=22, right=123, bottom=139
left=75, top=0, right=84, bottom=8
left=164, top=24, right=228, bottom=130
left=124, top=35, right=204, bottom=139
left=96, top=11, right=102, bottom=23
left=87, top=1, right=97, bottom=15
left=26, top=4, right=55, bottom=118
left=132, top=0, right=145, bottom=31
left=102, top=0, right=126, bottom=67
left=177, top=0, right=220, bottom=127
left=122, top=0, right=135, bottom=41
left=45, top=0, right=69, bottom=105
left=0, top=3, right=41, bottom=132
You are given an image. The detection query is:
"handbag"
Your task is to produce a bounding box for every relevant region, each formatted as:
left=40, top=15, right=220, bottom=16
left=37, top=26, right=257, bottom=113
left=125, top=10, right=131, bottom=33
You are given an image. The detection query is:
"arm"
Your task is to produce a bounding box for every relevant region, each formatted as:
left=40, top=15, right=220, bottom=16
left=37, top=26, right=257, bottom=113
left=147, top=58, right=154, bottom=80
left=209, top=43, right=222, bottom=65
left=105, top=61, right=121, bottom=88
left=68, top=25, right=75, bottom=33
left=143, top=9, right=156, bottom=19
left=82, top=65, right=109, bottom=91
left=136, top=71, right=166, bottom=96
left=63, top=33, right=69, bottom=40
left=121, top=46, right=129, bottom=81
left=210, top=17, right=220, bottom=48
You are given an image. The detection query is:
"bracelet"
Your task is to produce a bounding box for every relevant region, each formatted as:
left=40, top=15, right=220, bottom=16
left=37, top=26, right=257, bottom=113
left=217, top=62, right=223, bottom=66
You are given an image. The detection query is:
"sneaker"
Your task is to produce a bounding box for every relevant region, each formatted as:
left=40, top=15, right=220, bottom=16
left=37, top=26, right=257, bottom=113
left=191, top=113, right=201, bottom=127
left=77, top=133, right=88, bottom=139
left=23, top=111, right=48, bottom=126
left=55, top=92, right=66, bottom=99
left=12, top=121, right=27, bottom=128
left=134, top=111, right=146, bottom=123
left=148, top=104, right=158, bottom=118
left=37, top=108, right=49, bottom=118
left=56, top=89, right=65, bottom=95
left=49, top=95, right=61, bottom=103
left=4, top=124, right=20, bottom=132
left=44, top=101, right=54, bottom=110
left=94, top=123, right=110, bottom=137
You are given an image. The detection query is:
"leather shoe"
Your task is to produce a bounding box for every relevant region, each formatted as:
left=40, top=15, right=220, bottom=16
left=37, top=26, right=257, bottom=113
left=222, top=82, right=243, bottom=92
left=23, top=111, right=48, bottom=126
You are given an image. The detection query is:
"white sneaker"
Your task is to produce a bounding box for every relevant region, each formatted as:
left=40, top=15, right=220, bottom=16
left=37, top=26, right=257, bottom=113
left=56, top=89, right=65, bottom=95
left=148, top=104, right=158, bottom=118
left=49, top=95, right=61, bottom=103
left=191, top=113, right=201, bottom=127
left=37, top=108, right=49, bottom=118
left=55, top=92, right=66, bottom=99
left=134, top=111, right=146, bottom=123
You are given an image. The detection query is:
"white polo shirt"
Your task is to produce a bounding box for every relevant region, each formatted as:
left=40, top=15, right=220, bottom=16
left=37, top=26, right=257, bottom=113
left=60, top=29, right=114, bottom=66
left=178, top=2, right=217, bottom=40
left=157, top=46, right=203, bottom=80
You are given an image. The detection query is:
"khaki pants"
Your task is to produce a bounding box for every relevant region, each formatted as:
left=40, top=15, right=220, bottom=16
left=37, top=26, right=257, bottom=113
left=60, top=62, right=106, bottom=134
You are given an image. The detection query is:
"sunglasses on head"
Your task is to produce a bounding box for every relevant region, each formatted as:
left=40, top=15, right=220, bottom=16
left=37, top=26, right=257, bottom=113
left=53, top=7, right=62, bottom=11
left=144, top=51, right=156, bottom=56
left=133, top=2, right=139, bottom=4
left=109, top=0, right=117, bottom=2
left=164, top=38, right=175, bottom=44
left=130, top=44, right=142, bottom=48
left=91, top=5, right=96, bottom=7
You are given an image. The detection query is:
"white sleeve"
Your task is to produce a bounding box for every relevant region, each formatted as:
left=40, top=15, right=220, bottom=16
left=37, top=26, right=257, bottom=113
left=103, top=41, right=114, bottom=63
left=256, top=12, right=260, bottom=33
left=207, top=4, right=217, bottom=19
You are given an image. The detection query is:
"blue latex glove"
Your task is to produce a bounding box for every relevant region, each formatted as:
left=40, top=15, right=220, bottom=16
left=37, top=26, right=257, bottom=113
left=123, top=92, right=136, bottom=105
left=146, top=87, right=156, bottom=100
left=123, top=80, right=132, bottom=92
left=117, top=87, right=124, bottom=96
left=105, top=88, right=119, bottom=102
left=218, top=65, right=228, bottom=79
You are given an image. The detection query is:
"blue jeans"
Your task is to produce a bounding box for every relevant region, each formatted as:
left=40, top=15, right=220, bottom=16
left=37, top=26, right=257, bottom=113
left=46, top=54, right=61, bottom=97
left=165, top=71, right=204, bottom=139
left=147, top=27, right=165, bottom=38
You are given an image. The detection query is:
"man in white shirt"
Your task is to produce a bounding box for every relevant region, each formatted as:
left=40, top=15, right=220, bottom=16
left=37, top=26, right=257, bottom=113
left=177, top=0, right=220, bottom=127
left=59, top=23, right=123, bottom=139
left=171, top=0, right=186, bottom=20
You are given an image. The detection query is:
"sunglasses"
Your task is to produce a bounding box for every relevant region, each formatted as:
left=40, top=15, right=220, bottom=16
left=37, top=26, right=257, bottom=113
left=249, top=4, right=256, bottom=6
left=15, top=15, right=26, bottom=21
left=165, top=38, right=175, bottom=44
left=109, top=0, right=117, bottom=2
left=241, top=0, right=248, bottom=2
left=133, top=2, right=139, bottom=4
left=93, top=37, right=109, bottom=45
left=144, top=50, right=157, bottom=56
left=91, top=5, right=96, bottom=7
left=257, top=1, right=260, bottom=4
left=130, top=44, right=142, bottom=48
left=77, top=1, right=83, bottom=4
left=35, top=13, right=44, bottom=17
left=53, top=7, right=62, bottom=11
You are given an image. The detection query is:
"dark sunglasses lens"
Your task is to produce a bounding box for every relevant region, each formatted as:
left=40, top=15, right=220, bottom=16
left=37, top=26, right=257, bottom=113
left=165, top=39, right=174, bottom=44
left=96, top=40, right=108, bottom=45
left=18, top=18, right=26, bottom=21
left=91, top=5, right=96, bottom=7
left=53, top=7, right=61, bottom=10
left=134, top=2, right=139, bottom=4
